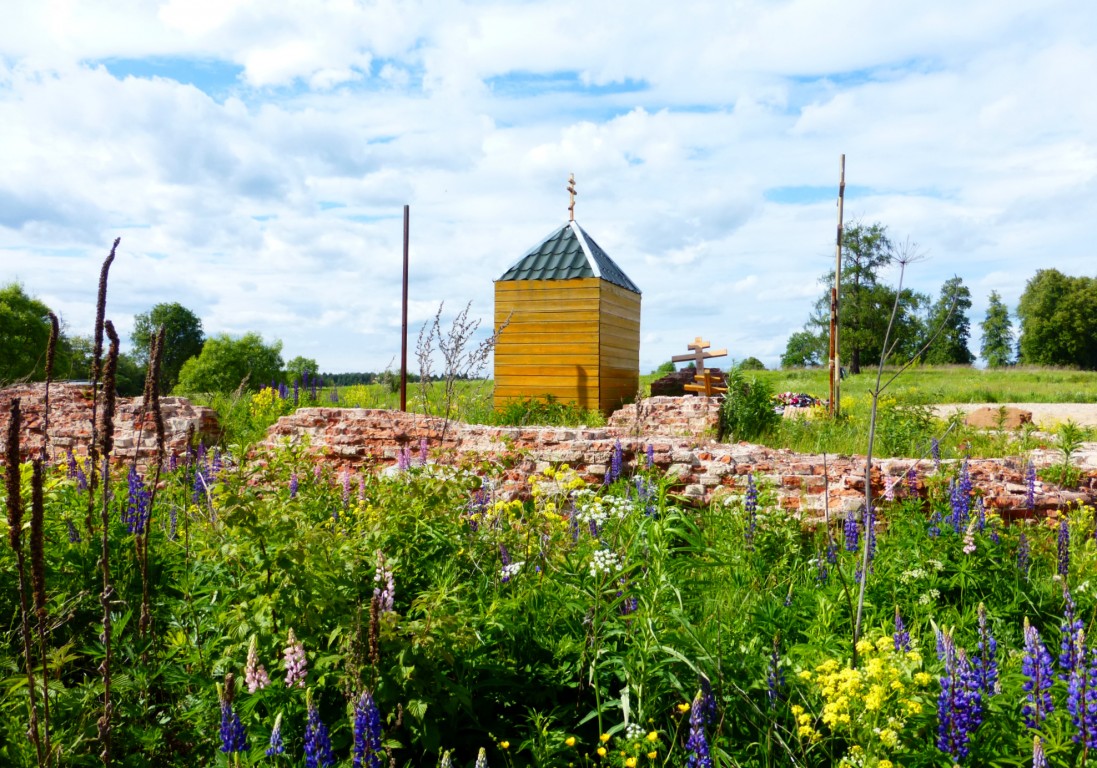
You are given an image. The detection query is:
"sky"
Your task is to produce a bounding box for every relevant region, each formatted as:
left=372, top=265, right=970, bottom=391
left=1, top=0, right=1095, bottom=376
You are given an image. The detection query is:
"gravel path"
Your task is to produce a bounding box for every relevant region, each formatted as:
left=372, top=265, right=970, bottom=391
left=932, top=403, right=1097, bottom=428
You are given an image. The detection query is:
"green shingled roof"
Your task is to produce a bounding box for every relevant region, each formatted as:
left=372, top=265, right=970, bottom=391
left=497, top=221, right=641, bottom=294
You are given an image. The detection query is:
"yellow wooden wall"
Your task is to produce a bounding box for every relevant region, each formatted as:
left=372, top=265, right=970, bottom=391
left=493, top=278, right=640, bottom=414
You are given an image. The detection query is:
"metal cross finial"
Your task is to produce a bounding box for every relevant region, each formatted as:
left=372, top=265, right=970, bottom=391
left=567, top=173, right=577, bottom=221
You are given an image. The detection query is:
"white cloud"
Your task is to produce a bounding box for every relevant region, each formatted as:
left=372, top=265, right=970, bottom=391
left=1, top=0, right=1095, bottom=375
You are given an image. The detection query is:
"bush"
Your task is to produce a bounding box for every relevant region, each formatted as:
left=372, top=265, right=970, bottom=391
left=718, top=367, right=780, bottom=442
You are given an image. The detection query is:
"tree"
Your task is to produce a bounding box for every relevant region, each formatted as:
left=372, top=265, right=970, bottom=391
left=781, top=329, right=826, bottom=368
left=980, top=291, right=1014, bottom=367
left=1017, top=269, right=1097, bottom=369
left=132, top=303, right=205, bottom=393
left=285, top=356, right=319, bottom=383
left=921, top=277, right=974, bottom=365
left=0, top=282, right=74, bottom=382
left=175, top=333, right=284, bottom=394
left=806, top=222, right=928, bottom=373
left=738, top=356, right=766, bottom=370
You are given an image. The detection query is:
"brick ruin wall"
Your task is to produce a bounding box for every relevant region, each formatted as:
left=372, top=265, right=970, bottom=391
left=3, top=387, right=1095, bottom=518
left=0, top=383, right=221, bottom=465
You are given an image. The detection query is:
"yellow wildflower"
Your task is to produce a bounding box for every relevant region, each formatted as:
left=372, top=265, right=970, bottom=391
left=645, top=731, right=659, bottom=742
left=600, top=733, right=611, bottom=743
left=499, top=741, right=510, bottom=750
left=625, top=758, right=638, bottom=767
left=565, top=737, right=576, bottom=747
left=677, top=703, right=690, bottom=713
left=597, top=747, right=607, bottom=757
left=647, top=752, right=657, bottom=760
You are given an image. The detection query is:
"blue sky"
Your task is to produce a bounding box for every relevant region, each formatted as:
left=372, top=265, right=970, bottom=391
left=1, top=0, right=1095, bottom=375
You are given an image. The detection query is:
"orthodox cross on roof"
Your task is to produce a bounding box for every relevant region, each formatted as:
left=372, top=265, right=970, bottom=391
left=671, top=336, right=727, bottom=375
left=567, top=173, right=577, bottom=222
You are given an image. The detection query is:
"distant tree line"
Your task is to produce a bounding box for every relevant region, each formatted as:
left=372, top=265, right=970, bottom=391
left=779, top=222, right=1097, bottom=371
left=0, top=286, right=472, bottom=395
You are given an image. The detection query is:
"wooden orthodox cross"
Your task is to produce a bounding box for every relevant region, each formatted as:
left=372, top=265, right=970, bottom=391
left=567, top=173, right=577, bottom=221
left=672, top=337, right=728, bottom=396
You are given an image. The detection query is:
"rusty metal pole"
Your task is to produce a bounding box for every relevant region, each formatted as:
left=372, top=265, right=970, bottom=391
left=400, top=205, right=409, bottom=411
left=831, top=155, right=846, bottom=417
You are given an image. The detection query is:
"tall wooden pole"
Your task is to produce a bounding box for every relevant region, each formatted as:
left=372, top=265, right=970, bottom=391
left=400, top=205, right=409, bottom=411
left=830, top=155, right=846, bottom=417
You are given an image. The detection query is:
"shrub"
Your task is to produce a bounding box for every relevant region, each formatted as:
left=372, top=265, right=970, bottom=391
left=718, top=367, right=779, bottom=442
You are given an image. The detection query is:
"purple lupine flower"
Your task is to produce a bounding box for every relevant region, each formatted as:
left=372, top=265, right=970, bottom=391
left=1025, top=460, right=1037, bottom=511
left=766, top=636, right=783, bottom=710
left=374, top=551, right=395, bottom=612
left=745, top=473, right=758, bottom=550
left=76, top=464, right=88, bottom=492
left=289, top=472, right=299, bottom=499
left=699, top=673, right=717, bottom=724
left=304, top=691, right=335, bottom=768
left=358, top=474, right=366, bottom=503
left=1033, top=735, right=1047, bottom=768
left=245, top=635, right=270, bottom=693
left=499, top=543, right=512, bottom=582
left=352, top=690, right=383, bottom=768
left=1061, top=586, right=1085, bottom=679
left=313, top=463, right=322, bottom=482
left=397, top=445, right=411, bottom=472
left=604, top=439, right=624, bottom=485
left=267, top=712, right=285, bottom=756
left=168, top=452, right=178, bottom=472
left=1067, top=631, right=1097, bottom=748
left=825, top=540, right=838, bottom=565
left=884, top=477, right=897, bottom=502
left=1018, top=531, right=1031, bottom=578
left=418, top=437, right=428, bottom=466
left=328, top=384, right=340, bottom=403
left=685, top=692, right=713, bottom=768
left=936, top=629, right=982, bottom=761
left=283, top=629, right=308, bottom=688
left=975, top=496, right=986, bottom=533
left=125, top=465, right=151, bottom=535
left=66, top=518, right=81, bottom=543
left=928, top=506, right=942, bottom=538
left=815, top=552, right=828, bottom=585
left=1058, top=518, right=1071, bottom=579
left=66, top=449, right=78, bottom=479
left=219, top=675, right=248, bottom=754
left=474, top=747, right=488, bottom=768
left=646, top=443, right=654, bottom=468
left=906, top=465, right=919, bottom=496
left=342, top=472, right=351, bottom=509
left=1022, top=618, right=1056, bottom=729
left=931, top=437, right=941, bottom=470
left=894, top=607, right=911, bottom=652
left=293, top=379, right=300, bottom=406
left=973, top=603, right=998, bottom=696
left=844, top=508, right=859, bottom=552
left=949, top=460, right=972, bottom=533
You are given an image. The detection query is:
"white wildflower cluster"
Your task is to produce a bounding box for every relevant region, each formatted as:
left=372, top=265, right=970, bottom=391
left=927, top=559, right=945, bottom=571
left=899, top=568, right=927, bottom=584
left=624, top=723, right=644, bottom=740
left=589, top=548, right=623, bottom=578
left=918, top=589, right=941, bottom=605
left=501, top=561, right=525, bottom=581
left=574, top=491, right=632, bottom=526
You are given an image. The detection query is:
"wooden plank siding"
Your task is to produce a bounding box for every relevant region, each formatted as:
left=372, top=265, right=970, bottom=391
left=494, top=277, right=640, bottom=414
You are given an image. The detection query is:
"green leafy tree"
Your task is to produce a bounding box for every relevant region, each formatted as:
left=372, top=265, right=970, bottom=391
left=175, top=332, right=284, bottom=394
left=979, top=291, right=1014, bottom=367
left=285, top=356, right=319, bottom=383
left=807, top=222, right=928, bottom=373
left=780, top=330, right=826, bottom=368
left=131, top=302, right=205, bottom=393
left=0, top=282, right=72, bottom=382
left=922, top=276, right=974, bottom=365
left=1017, top=269, right=1097, bottom=369
left=738, top=356, right=766, bottom=370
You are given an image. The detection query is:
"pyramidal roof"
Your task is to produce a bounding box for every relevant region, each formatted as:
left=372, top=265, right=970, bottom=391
left=496, top=220, right=641, bottom=294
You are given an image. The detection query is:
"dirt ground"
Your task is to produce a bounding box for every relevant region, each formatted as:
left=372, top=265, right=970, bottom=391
left=931, top=403, right=1097, bottom=428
